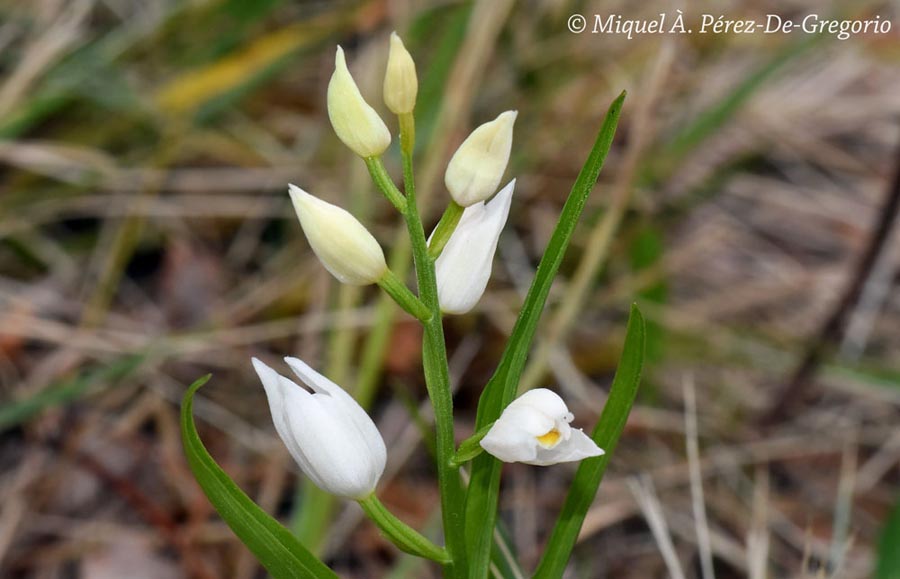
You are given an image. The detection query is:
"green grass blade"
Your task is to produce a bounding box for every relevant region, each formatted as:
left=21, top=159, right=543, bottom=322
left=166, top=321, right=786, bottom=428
left=643, top=34, right=819, bottom=185
left=180, top=375, right=337, bottom=579
left=0, top=354, right=143, bottom=430
left=878, top=494, right=900, bottom=579
left=533, top=305, right=645, bottom=579
left=464, top=91, right=626, bottom=578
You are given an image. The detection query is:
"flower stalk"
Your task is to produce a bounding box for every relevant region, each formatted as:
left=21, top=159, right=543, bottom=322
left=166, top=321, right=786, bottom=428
left=365, top=156, right=407, bottom=212
left=358, top=494, right=450, bottom=563
left=385, top=111, right=468, bottom=578
left=376, top=269, right=431, bottom=322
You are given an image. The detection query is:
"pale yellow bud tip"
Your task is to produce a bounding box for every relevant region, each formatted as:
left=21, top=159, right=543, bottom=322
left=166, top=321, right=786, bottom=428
left=288, top=184, right=387, bottom=285
left=444, top=110, right=518, bottom=207
left=327, top=46, right=391, bottom=158
left=384, top=32, right=418, bottom=115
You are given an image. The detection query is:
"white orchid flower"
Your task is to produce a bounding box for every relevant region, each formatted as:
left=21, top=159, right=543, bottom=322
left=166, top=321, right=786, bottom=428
left=288, top=184, right=387, bottom=285
left=444, top=110, right=517, bottom=207
left=252, top=357, right=387, bottom=499
left=480, top=388, right=604, bottom=466
left=434, top=179, right=515, bottom=314
left=328, top=46, right=391, bottom=158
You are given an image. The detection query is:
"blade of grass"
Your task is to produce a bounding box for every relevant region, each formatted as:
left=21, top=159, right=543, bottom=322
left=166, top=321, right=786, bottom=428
left=180, top=375, right=337, bottom=579
left=644, top=34, right=819, bottom=185
left=0, top=354, right=143, bottom=430
left=877, top=494, right=900, bottom=579
left=155, top=11, right=345, bottom=122
left=464, top=92, right=626, bottom=578
left=532, top=305, right=644, bottom=578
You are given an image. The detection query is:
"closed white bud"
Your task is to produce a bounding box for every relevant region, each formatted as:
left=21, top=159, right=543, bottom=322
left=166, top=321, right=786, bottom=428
left=253, top=357, right=387, bottom=499
left=480, top=389, right=604, bottom=466
left=288, top=184, right=387, bottom=285
left=444, top=110, right=517, bottom=207
left=327, top=46, right=391, bottom=158
left=383, top=32, right=417, bottom=114
left=434, top=179, right=515, bottom=314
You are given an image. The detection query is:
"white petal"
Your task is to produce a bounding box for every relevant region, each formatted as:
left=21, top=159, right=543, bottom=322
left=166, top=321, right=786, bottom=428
left=284, top=390, right=378, bottom=498
left=497, top=404, right=556, bottom=438
left=508, top=388, right=571, bottom=422
left=252, top=358, right=318, bottom=476
left=526, top=429, right=604, bottom=466
left=435, top=179, right=515, bottom=314
left=252, top=358, right=303, bottom=457
left=284, top=357, right=386, bottom=474
left=480, top=417, right=539, bottom=463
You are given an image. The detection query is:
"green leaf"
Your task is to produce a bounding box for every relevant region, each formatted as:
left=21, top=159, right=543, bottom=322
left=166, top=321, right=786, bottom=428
left=464, top=91, right=626, bottom=578
left=180, top=375, right=337, bottom=579
left=533, top=305, right=645, bottom=578
left=878, top=494, right=900, bottom=579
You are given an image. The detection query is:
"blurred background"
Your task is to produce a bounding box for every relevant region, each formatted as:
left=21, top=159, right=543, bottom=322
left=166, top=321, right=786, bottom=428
left=1, top=0, right=899, bottom=577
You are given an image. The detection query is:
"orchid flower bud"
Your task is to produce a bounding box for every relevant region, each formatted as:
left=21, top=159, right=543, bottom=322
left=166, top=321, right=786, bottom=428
left=480, top=388, right=604, bottom=466
left=383, top=32, right=417, bottom=115
left=288, top=184, right=387, bottom=285
left=434, top=179, right=515, bottom=314
left=444, top=110, right=517, bottom=207
left=252, top=357, right=387, bottom=499
left=328, top=46, right=391, bottom=158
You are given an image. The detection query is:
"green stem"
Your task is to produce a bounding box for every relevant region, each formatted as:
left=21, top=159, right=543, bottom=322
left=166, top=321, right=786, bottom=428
left=377, top=269, right=432, bottom=323
left=427, top=201, right=465, bottom=259
left=400, top=112, right=415, bottom=156
left=366, top=156, right=407, bottom=213
left=397, top=113, right=468, bottom=578
left=451, top=422, right=493, bottom=467
left=358, top=495, right=451, bottom=564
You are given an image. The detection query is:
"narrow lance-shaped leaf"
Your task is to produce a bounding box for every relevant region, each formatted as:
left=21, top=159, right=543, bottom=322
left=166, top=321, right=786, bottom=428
left=533, top=305, right=645, bottom=579
left=464, top=91, right=626, bottom=578
left=180, top=375, right=338, bottom=579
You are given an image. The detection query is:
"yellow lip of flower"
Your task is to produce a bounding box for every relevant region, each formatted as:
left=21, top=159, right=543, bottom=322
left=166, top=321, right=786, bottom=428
left=536, top=429, right=562, bottom=448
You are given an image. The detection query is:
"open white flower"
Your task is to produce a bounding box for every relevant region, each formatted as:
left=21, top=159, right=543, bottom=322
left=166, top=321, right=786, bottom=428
left=480, top=389, right=604, bottom=466
left=434, top=179, right=515, bottom=314
left=444, top=110, right=517, bottom=206
left=289, top=184, right=387, bottom=285
left=252, top=357, right=387, bottom=499
left=328, top=46, right=391, bottom=158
